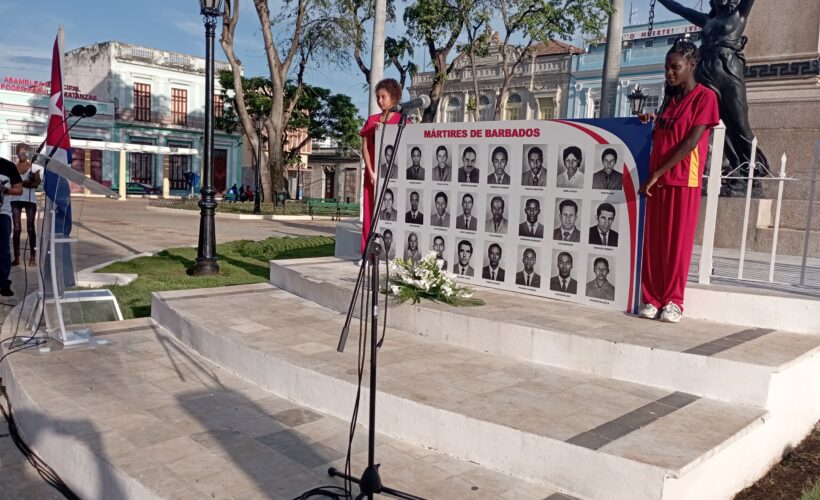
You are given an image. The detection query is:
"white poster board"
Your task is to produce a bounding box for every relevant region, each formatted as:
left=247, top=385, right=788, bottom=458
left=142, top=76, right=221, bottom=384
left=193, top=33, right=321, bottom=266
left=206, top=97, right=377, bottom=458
left=376, top=119, right=651, bottom=312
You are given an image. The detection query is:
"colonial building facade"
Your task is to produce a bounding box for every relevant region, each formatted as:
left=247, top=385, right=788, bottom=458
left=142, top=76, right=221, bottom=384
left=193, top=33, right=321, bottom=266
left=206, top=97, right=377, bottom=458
left=409, top=38, right=582, bottom=122
left=567, top=19, right=702, bottom=118
left=64, top=41, right=243, bottom=194
left=0, top=41, right=243, bottom=196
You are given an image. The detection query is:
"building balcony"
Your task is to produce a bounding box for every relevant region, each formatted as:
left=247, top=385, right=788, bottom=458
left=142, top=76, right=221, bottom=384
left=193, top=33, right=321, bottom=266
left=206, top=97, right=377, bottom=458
left=116, top=107, right=208, bottom=130
left=574, top=46, right=672, bottom=72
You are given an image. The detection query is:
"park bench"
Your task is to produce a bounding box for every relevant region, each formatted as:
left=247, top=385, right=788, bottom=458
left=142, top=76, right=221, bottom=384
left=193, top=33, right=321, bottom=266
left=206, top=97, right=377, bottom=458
left=307, top=199, right=360, bottom=220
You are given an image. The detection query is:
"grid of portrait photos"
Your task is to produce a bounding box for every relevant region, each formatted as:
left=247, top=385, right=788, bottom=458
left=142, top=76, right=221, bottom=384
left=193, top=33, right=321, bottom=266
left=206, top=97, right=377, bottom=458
left=374, top=121, right=636, bottom=311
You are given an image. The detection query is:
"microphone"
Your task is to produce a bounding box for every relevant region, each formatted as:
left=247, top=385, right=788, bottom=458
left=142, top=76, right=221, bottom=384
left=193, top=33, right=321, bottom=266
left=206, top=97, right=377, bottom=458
left=33, top=104, right=98, bottom=155
left=70, top=104, right=97, bottom=118
left=389, top=95, right=430, bottom=113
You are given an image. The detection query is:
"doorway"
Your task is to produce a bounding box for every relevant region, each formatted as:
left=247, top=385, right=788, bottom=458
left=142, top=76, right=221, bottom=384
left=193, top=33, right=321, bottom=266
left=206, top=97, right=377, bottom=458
left=213, top=148, right=227, bottom=193
left=324, top=168, right=335, bottom=200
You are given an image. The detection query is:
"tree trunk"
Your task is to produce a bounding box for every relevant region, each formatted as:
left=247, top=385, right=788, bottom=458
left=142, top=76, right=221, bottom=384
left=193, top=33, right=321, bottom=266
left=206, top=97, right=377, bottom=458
left=600, top=0, right=625, bottom=118
left=423, top=52, right=449, bottom=123
left=369, top=0, right=387, bottom=114
left=423, top=77, right=445, bottom=123
left=468, top=49, right=481, bottom=121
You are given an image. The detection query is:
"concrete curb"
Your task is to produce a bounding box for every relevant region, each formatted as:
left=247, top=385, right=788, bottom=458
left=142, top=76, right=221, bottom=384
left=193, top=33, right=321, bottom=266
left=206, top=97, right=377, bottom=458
left=75, top=252, right=152, bottom=288
left=144, top=205, right=325, bottom=221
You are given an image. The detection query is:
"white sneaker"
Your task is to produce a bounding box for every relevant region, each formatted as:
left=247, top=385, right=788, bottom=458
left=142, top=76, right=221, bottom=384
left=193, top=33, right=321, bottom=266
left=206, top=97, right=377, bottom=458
left=660, top=302, right=683, bottom=323
left=638, top=303, right=658, bottom=319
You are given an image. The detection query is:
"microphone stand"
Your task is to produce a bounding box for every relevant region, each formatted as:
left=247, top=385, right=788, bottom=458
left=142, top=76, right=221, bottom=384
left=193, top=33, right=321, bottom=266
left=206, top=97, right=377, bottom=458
left=328, top=113, right=424, bottom=500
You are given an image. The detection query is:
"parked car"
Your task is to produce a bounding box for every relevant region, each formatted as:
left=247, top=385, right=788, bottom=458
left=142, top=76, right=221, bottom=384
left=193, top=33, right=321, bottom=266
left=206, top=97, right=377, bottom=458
left=112, top=182, right=162, bottom=196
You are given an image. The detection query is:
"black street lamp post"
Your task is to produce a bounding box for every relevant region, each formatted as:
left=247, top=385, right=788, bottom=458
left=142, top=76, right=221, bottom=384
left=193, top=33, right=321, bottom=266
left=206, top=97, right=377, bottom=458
left=191, top=0, right=223, bottom=276
left=254, top=116, right=263, bottom=214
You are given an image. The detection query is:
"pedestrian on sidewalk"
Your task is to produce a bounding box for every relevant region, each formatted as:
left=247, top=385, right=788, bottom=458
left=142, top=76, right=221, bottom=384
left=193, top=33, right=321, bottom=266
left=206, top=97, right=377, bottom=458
left=638, top=38, right=720, bottom=323
left=358, top=79, right=403, bottom=256
left=0, top=156, right=24, bottom=296
left=10, top=144, right=42, bottom=267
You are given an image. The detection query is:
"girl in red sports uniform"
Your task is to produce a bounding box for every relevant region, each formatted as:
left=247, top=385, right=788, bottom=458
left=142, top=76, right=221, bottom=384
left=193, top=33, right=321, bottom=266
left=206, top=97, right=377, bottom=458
left=639, top=39, right=720, bottom=323
left=358, top=79, right=403, bottom=255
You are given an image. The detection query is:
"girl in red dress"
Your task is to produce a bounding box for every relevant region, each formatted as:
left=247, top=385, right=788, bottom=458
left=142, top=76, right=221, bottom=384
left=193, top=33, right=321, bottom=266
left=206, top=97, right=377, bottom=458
left=639, top=39, right=720, bottom=323
left=358, top=79, right=403, bottom=255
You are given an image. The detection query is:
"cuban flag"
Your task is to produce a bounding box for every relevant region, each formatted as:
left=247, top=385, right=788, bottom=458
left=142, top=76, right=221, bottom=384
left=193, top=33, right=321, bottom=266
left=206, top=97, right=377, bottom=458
left=43, top=34, right=73, bottom=236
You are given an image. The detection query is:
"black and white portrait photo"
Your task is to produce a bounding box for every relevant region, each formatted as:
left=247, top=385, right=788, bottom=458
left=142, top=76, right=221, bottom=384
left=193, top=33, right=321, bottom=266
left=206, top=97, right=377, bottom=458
left=553, top=198, right=581, bottom=242
left=431, top=235, right=449, bottom=271
left=588, top=202, right=619, bottom=247
left=404, top=232, right=423, bottom=263
left=456, top=192, right=478, bottom=231
left=585, top=256, right=616, bottom=301
left=521, top=145, right=547, bottom=187
left=482, top=242, right=506, bottom=282
left=406, top=145, right=426, bottom=181
left=453, top=239, right=476, bottom=277
left=381, top=229, right=397, bottom=261
left=485, top=194, right=509, bottom=234
left=518, top=197, right=544, bottom=238
left=380, top=144, right=398, bottom=179
left=404, top=190, right=424, bottom=225
left=379, top=188, right=398, bottom=221
left=591, top=146, right=623, bottom=190
left=487, top=146, right=511, bottom=185
left=515, top=247, right=541, bottom=288
left=430, top=191, right=451, bottom=228
left=549, top=250, right=578, bottom=294
left=457, top=145, right=480, bottom=184
left=432, top=145, right=452, bottom=182
left=556, top=145, right=584, bottom=189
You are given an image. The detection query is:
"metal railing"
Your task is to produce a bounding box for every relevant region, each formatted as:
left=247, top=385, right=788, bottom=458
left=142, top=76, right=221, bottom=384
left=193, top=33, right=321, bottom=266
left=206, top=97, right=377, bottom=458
left=698, top=132, right=819, bottom=295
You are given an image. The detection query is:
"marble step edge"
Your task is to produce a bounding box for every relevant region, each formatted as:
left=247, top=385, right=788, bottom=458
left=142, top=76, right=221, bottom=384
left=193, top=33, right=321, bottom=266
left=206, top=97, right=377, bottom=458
left=267, top=259, right=817, bottom=408
left=151, top=293, right=771, bottom=500
left=0, top=301, right=161, bottom=500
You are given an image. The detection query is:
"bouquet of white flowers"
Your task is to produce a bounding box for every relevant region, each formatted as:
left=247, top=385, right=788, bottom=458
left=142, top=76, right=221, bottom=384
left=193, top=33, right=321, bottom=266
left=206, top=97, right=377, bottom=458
left=388, top=251, right=483, bottom=306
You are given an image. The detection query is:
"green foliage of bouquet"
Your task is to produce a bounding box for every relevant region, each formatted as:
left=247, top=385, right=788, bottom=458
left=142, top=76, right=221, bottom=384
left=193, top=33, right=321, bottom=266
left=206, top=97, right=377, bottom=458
left=388, top=251, right=484, bottom=306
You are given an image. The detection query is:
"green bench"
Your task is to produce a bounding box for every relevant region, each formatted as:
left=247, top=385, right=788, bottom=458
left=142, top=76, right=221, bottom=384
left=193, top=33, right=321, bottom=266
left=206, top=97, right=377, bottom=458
left=307, top=200, right=360, bottom=220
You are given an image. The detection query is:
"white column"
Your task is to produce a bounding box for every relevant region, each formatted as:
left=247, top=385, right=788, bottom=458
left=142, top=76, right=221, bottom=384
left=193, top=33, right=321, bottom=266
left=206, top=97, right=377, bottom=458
left=162, top=154, right=170, bottom=198
left=118, top=149, right=127, bottom=201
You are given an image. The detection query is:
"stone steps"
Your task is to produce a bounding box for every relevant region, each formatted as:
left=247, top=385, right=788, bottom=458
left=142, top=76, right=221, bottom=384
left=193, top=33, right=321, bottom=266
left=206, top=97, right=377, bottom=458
left=269, top=257, right=820, bottom=408
left=1, top=312, right=559, bottom=499
left=150, top=281, right=816, bottom=500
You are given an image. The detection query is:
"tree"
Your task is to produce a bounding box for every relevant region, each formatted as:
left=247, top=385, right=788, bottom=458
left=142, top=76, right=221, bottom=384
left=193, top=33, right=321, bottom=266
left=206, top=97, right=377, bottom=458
left=336, top=0, right=396, bottom=84
left=455, top=0, right=492, bottom=121
left=216, top=71, right=362, bottom=165
left=384, top=37, right=418, bottom=90
left=220, top=0, right=349, bottom=201
left=404, top=0, right=466, bottom=122
left=489, top=0, right=611, bottom=120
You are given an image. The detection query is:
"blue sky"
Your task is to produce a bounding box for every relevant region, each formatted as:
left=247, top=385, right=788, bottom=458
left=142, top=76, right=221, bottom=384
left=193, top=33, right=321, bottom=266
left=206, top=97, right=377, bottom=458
left=0, top=0, right=683, bottom=117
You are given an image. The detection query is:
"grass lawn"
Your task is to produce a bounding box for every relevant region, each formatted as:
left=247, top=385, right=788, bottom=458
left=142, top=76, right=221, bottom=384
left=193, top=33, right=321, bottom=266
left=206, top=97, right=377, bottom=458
left=96, top=236, right=335, bottom=319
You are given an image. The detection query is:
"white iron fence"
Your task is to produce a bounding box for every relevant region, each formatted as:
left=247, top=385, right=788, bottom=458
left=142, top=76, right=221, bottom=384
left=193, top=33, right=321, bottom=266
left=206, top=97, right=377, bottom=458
left=697, top=131, right=820, bottom=296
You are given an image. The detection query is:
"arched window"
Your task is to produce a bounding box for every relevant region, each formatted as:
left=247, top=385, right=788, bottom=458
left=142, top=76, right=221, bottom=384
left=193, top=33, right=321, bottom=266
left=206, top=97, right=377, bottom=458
left=504, top=92, right=523, bottom=121
left=478, top=95, right=492, bottom=121
left=445, top=96, right=463, bottom=123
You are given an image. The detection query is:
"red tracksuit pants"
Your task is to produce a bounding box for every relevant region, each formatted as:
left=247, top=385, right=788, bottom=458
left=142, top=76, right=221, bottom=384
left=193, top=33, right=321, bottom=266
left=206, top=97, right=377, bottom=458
left=361, top=177, right=375, bottom=255
left=641, top=185, right=701, bottom=311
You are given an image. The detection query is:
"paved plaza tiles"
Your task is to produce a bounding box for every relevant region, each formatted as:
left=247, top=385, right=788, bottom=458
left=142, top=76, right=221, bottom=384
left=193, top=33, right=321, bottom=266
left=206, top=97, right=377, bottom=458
left=1, top=316, right=560, bottom=499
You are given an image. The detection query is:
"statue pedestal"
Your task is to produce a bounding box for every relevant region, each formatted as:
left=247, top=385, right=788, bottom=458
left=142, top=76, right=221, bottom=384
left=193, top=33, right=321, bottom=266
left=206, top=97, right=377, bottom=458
left=745, top=0, right=820, bottom=200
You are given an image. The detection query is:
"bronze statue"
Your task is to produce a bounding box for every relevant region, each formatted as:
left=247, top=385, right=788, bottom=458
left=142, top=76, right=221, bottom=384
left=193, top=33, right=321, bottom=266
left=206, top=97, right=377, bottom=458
left=658, top=0, right=769, bottom=196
